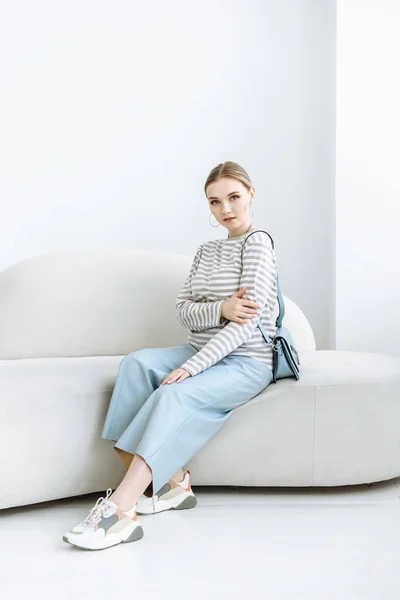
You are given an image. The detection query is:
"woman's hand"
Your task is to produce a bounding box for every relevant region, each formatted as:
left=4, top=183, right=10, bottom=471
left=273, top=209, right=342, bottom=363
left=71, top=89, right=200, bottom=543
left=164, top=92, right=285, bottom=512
left=221, top=287, right=261, bottom=324
left=160, top=368, right=192, bottom=386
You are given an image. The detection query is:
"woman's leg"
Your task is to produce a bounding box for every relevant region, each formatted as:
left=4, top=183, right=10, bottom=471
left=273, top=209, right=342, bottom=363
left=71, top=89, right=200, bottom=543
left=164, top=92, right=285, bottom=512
left=113, top=447, right=133, bottom=470
left=101, top=342, right=197, bottom=443
left=102, top=342, right=197, bottom=503
left=114, top=447, right=184, bottom=480
left=108, top=453, right=152, bottom=511
left=113, top=447, right=184, bottom=498
left=112, top=354, right=274, bottom=500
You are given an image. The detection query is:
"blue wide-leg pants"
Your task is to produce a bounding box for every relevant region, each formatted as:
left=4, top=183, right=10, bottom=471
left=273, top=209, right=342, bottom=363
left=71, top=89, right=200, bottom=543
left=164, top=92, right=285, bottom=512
left=101, top=342, right=273, bottom=495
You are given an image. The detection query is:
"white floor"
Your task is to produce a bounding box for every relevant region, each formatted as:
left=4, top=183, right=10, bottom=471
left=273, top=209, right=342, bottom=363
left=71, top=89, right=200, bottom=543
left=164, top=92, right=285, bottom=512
left=2, top=479, right=400, bottom=600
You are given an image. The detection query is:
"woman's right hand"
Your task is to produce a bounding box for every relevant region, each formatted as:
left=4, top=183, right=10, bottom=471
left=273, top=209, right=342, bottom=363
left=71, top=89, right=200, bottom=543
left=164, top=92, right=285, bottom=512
left=221, top=287, right=261, bottom=324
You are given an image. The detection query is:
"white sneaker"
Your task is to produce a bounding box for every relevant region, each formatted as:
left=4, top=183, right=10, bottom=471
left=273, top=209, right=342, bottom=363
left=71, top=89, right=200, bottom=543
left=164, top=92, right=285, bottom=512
left=136, top=470, right=197, bottom=515
left=63, top=488, right=144, bottom=550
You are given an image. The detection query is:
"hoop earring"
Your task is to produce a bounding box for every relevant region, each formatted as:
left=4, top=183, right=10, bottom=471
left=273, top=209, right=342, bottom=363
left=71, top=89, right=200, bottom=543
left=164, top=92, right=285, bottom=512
left=209, top=212, right=220, bottom=228
left=249, top=203, right=254, bottom=219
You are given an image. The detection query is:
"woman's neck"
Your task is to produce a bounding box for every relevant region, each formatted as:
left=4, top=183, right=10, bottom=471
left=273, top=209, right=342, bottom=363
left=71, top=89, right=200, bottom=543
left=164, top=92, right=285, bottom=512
left=228, top=222, right=255, bottom=239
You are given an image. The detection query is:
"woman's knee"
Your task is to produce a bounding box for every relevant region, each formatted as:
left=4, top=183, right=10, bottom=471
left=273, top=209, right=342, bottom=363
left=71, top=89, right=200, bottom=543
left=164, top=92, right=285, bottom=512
left=122, top=348, right=153, bottom=366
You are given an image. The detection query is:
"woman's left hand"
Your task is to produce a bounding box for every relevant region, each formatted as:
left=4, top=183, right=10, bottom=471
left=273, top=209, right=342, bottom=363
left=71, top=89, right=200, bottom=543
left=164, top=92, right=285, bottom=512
left=160, top=368, right=192, bottom=386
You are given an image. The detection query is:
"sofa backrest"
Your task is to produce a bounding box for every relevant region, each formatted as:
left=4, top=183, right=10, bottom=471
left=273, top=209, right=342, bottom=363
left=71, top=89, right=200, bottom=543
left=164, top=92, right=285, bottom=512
left=0, top=251, right=316, bottom=359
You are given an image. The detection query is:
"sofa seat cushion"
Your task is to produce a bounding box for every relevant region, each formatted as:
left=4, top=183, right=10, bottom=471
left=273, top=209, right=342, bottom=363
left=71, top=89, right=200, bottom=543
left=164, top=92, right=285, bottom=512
left=187, top=350, right=400, bottom=487
left=0, top=355, right=124, bottom=401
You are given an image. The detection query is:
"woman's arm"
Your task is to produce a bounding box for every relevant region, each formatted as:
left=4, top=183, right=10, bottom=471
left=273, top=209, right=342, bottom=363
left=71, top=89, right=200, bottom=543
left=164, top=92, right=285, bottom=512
left=176, top=244, right=229, bottom=332
left=178, top=231, right=277, bottom=376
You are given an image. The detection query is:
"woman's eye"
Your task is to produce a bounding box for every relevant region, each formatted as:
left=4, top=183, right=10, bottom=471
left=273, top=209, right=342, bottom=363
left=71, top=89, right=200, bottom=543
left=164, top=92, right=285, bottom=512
left=210, top=194, right=240, bottom=204
left=211, top=195, right=239, bottom=205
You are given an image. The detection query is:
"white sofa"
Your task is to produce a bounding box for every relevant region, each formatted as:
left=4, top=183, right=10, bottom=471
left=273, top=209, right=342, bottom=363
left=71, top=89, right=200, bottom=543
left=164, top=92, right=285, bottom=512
left=1, top=250, right=400, bottom=510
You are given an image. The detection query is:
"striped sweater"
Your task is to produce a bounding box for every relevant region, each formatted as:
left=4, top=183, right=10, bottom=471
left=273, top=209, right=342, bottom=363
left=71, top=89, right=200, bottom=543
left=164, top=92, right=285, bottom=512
left=175, top=229, right=279, bottom=377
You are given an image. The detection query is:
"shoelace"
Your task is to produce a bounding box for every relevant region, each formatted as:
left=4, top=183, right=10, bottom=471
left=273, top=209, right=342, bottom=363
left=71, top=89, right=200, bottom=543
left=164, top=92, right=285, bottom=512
left=83, top=488, right=114, bottom=528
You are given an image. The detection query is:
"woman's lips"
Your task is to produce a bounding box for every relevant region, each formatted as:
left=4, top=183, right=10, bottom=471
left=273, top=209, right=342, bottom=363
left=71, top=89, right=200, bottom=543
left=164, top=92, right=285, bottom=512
left=224, top=217, right=236, bottom=221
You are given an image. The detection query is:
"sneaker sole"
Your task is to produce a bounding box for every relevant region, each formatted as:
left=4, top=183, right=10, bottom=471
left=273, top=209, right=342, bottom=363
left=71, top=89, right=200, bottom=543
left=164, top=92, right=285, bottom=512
left=62, top=523, right=144, bottom=550
left=136, top=492, right=197, bottom=515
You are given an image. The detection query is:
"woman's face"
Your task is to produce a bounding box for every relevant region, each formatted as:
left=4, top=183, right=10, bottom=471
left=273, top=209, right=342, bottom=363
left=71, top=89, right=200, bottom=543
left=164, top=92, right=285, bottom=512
left=206, top=177, right=255, bottom=235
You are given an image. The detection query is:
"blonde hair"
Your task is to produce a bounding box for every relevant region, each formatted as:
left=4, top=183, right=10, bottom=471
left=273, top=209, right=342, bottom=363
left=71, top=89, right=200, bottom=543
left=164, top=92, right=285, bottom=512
left=204, top=161, right=253, bottom=197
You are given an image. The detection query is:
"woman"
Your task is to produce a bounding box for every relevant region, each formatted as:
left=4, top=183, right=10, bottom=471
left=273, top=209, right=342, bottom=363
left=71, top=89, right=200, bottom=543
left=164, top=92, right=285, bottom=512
left=63, top=161, right=278, bottom=550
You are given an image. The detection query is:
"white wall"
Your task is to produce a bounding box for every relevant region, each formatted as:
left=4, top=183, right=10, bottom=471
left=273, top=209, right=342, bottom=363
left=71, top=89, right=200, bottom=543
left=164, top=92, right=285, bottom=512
left=336, top=0, right=400, bottom=356
left=0, top=1, right=336, bottom=350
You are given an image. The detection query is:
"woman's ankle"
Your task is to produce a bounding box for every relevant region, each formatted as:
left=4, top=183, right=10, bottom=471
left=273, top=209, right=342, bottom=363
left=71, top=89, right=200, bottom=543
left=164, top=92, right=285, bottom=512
left=143, top=469, right=185, bottom=498
left=171, top=469, right=185, bottom=483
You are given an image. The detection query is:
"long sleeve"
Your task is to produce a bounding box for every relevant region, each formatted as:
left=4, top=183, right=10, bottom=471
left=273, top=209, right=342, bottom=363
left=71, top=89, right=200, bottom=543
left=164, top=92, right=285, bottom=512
left=179, top=231, right=277, bottom=377
left=176, top=244, right=229, bottom=332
